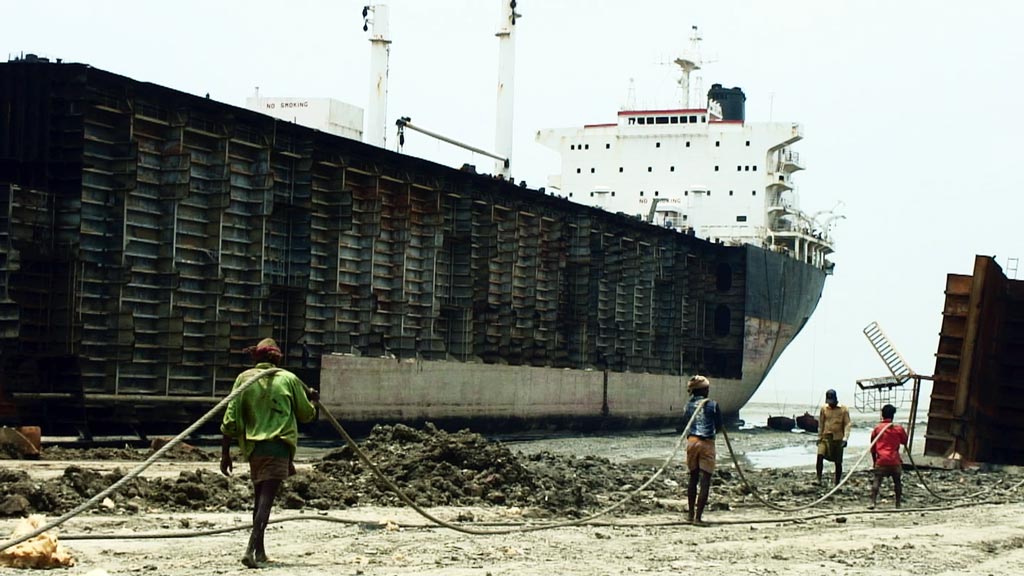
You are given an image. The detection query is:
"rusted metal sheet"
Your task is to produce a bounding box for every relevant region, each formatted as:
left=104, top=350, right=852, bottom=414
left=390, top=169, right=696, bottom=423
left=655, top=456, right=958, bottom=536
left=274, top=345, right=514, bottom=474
left=924, top=255, right=1024, bottom=465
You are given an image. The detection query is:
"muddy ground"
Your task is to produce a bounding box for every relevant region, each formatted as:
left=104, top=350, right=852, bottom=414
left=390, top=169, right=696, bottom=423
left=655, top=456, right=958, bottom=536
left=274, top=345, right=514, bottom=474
left=2, top=424, right=1023, bottom=575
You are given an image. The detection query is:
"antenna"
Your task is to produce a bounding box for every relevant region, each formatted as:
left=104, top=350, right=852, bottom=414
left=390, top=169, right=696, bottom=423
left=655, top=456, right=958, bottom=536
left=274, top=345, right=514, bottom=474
left=625, top=77, right=636, bottom=110
left=674, top=25, right=703, bottom=108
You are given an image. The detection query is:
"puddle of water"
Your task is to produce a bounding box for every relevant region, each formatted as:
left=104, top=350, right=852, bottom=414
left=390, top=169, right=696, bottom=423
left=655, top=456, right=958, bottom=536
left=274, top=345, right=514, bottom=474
left=740, top=443, right=817, bottom=469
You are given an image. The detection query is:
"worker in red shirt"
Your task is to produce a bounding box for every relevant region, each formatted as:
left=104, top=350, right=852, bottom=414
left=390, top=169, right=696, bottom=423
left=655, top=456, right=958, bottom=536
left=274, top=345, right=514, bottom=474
left=869, top=404, right=909, bottom=509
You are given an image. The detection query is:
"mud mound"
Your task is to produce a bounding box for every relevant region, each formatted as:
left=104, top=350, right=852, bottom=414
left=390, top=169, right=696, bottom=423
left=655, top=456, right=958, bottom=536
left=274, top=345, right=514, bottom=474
left=42, top=443, right=216, bottom=462
left=300, top=423, right=686, bottom=516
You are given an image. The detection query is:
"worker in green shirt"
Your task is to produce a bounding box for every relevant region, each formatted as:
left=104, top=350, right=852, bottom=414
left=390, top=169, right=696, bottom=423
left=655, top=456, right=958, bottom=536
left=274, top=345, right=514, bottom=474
left=220, top=337, right=319, bottom=569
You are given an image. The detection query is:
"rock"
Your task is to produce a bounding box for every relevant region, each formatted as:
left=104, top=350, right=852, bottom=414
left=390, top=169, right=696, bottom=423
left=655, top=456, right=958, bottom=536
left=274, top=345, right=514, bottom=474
left=100, top=497, right=115, bottom=510
left=0, top=494, right=30, bottom=516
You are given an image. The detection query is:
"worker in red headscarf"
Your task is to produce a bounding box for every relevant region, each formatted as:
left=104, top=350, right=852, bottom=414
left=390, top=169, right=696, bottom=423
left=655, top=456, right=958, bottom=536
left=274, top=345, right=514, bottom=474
left=220, top=338, right=319, bottom=569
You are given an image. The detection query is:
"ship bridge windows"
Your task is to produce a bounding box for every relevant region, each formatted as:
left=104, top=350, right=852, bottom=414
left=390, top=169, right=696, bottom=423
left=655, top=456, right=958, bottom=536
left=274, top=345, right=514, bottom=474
left=628, top=115, right=711, bottom=125
left=686, top=141, right=691, bottom=148
left=736, top=215, right=747, bottom=222
left=656, top=142, right=661, bottom=148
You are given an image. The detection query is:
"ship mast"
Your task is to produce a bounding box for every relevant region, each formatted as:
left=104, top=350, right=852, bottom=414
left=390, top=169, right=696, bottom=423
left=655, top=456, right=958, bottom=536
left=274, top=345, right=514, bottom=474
left=364, top=4, right=391, bottom=148
left=494, top=0, right=519, bottom=179
left=674, top=25, right=703, bottom=108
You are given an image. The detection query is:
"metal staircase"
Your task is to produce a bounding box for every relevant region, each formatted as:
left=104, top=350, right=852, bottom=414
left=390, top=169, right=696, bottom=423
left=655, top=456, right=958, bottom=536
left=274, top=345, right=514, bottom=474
left=863, top=321, right=913, bottom=384
left=857, top=321, right=928, bottom=450
left=855, top=321, right=915, bottom=414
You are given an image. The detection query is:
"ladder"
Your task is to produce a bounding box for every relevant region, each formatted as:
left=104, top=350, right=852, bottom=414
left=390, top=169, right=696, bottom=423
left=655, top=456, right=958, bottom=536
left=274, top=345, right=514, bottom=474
left=863, top=321, right=913, bottom=384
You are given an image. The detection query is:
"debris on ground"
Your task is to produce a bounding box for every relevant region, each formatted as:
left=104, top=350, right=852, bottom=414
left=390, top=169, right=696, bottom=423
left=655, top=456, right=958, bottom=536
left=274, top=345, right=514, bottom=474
left=0, top=514, right=75, bottom=569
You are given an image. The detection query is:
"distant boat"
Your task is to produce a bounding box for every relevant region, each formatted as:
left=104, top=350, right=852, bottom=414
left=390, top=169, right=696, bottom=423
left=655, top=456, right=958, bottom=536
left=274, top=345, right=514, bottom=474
left=767, top=416, right=796, bottom=431
left=795, top=412, right=819, bottom=433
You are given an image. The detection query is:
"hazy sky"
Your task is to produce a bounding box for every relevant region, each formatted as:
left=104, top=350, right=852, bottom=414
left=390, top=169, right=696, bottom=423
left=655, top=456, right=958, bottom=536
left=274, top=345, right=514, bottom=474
left=5, top=1, right=1023, bottom=415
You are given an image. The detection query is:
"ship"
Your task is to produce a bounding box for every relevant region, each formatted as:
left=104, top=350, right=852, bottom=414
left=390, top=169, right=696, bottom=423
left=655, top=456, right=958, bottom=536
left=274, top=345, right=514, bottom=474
left=0, top=18, right=833, bottom=436
left=532, top=26, right=837, bottom=418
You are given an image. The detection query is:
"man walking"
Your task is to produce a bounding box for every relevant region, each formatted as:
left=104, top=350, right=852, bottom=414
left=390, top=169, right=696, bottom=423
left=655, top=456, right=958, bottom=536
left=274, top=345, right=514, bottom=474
left=681, top=375, right=722, bottom=525
left=816, top=389, right=851, bottom=485
left=221, top=337, right=319, bottom=569
left=870, top=404, right=909, bottom=508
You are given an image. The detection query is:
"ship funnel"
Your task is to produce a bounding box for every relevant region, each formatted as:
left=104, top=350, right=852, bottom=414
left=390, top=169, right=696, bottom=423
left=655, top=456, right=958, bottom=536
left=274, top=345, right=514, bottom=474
left=708, top=84, right=745, bottom=122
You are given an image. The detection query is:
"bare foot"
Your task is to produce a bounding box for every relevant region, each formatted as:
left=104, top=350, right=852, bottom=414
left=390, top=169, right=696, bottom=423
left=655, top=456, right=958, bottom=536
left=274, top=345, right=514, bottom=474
left=255, top=551, right=269, bottom=564
left=242, top=552, right=259, bottom=569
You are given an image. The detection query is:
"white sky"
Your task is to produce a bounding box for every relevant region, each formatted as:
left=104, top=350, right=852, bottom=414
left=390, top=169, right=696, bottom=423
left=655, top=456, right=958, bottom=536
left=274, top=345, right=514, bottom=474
left=5, top=1, right=1023, bottom=416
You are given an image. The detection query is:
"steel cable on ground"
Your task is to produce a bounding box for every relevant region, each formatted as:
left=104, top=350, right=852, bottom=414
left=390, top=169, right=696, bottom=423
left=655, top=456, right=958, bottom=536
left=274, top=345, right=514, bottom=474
left=718, top=423, right=889, bottom=512
left=58, top=493, right=1019, bottom=541
left=37, top=404, right=1024, bottom=542
left=0, top=368, right=282, bottom=554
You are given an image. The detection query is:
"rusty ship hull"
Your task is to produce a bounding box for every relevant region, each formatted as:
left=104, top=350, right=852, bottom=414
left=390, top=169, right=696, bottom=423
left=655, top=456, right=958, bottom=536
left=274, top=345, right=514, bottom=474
left=0, top=61, right=826, bottom=435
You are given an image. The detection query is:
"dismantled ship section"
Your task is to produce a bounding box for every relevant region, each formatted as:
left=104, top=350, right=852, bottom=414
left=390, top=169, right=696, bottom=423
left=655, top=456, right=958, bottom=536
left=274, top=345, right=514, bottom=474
left=924, top=255, right=1024, bottom=465
left=0, top=60, right=772, bottom=435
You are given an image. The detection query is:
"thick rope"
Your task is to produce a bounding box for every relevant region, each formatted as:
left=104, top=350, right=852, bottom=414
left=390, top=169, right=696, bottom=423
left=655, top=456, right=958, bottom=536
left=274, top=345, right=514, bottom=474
left=58, top=494, right=1018, bottom=540
left=719, top=423, right=889, bottom=512
left=0, top=368, right=281, bottom=553
left=3, top=388, right=706, bottom=545
left=20, top=397, right=1024, bottom=543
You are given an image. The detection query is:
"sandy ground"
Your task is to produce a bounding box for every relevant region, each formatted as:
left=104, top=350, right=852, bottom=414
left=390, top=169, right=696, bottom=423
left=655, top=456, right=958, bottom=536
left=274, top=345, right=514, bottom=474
left=2, top=425, right=1023, bottom=576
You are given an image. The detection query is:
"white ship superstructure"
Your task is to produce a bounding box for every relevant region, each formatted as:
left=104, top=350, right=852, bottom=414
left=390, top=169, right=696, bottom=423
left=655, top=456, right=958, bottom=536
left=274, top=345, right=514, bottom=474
left=537, top=31, right=836, bottom=271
